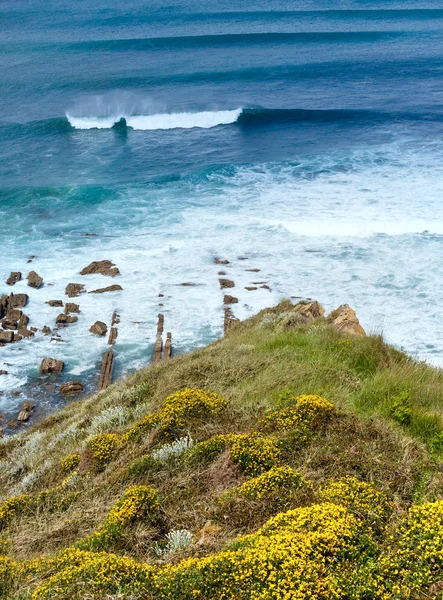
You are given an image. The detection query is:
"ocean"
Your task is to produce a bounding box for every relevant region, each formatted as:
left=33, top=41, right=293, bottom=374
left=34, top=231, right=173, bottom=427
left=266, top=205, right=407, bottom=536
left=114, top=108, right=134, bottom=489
left=1, top=0, right=443, bottom=420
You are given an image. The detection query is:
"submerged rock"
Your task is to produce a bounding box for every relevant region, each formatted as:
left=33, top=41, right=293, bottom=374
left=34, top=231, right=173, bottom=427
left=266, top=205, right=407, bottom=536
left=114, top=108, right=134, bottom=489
left=214, top=258, right=230, bottom=265
left=80, top=260, right=120, bottom=277
left=26, top=271, right=43, bottom=289
left=40, top=357, right=64, bottom=373
left=60, top=381, right=84, bottom=395
left=89, top=284, right=123, bottom=294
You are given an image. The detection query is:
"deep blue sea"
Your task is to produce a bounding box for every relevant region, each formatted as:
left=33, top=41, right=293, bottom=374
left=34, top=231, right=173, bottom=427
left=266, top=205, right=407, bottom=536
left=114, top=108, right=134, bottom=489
left=1, top=0, right=443, bottom=417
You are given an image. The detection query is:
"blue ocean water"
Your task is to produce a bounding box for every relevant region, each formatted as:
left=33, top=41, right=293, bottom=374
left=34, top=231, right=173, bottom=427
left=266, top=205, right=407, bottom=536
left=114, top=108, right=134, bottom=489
left=1, top=0, right=443, bottom=417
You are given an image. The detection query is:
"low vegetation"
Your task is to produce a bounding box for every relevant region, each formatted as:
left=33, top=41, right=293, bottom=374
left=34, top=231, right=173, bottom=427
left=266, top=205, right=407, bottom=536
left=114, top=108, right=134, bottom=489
left=1, top=300, right=443, bottom=598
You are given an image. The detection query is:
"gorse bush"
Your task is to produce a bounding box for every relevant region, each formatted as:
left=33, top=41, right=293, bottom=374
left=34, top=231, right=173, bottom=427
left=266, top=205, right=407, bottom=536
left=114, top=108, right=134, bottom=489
left=259, top=393, right=336, bottom=434
left=60, top=453, right=80, bottom=472
left=87, top=433, right=120, bottom=470
left=229, top=433, right=280, bottom=476
left=219, top=466, right=307, bottom=502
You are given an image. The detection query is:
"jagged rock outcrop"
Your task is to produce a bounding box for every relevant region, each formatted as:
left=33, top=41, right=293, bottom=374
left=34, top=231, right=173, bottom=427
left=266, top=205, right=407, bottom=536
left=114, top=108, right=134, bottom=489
left=40, top=358, right=64, bottom=373
left=65, top=283, right=85, bottom=298
left=223, top=295, right=238, bottom=304
left=80, top=260, right=120, bottom=277
left=90, top=321, right=108, bottom=336
left=26, top=271, right=43, bottom=289
left=0, top=331, right=13, bottom=343
left=8, top=294, right=28, bottom=309
left=6, top=272, right=22, bottom=286
left=292, top=301, right=325, bottom=321
left=328, top=304, right=366, bottom=338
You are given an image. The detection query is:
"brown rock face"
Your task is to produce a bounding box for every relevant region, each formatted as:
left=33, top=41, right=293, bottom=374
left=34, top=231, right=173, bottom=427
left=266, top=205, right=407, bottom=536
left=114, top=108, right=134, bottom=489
left=219, top=278, right=235, bottom=289
left=224, top=307, right=239, bottom=333
left=65, top=303, right=80, bottom=314
left=108, top=327, right=118, bottom=345
left=6, top=272, right=22, bottom=286
left=0, top=331, right=14, bottom=343
left=98, top=349, right=114, bottom=390
left=80, top=260, right=120, bottom=277
left=292, top=301, right=325, bottom=322
left=42, top=326, right=51, bottom=335
left=88, top=284, right=123, bottom=294
left=328, top=304, right=366, bottom=338
left=90, top=321, right=108, bottom=336
left=40, top=357, right=64, bottom=373
left=17, top=314, right=29, bottom=330
left=46, top=300, right=64, bottom=307
left=65, top=283, right=86, bottom=298
left=17, top=402, right=34, bottom=423
left=27, top=271, right=43, bottom=289
left=56, top=313, right=78, bottom=325
left=245, top=286, right=258, bottom=291
left=9, top=294, right=28, bottom=309
left=60, top=381, right=84, bottom=395
left=223, top=295, right=238, bottom=304
left=18, top=329, right=34, bottom=339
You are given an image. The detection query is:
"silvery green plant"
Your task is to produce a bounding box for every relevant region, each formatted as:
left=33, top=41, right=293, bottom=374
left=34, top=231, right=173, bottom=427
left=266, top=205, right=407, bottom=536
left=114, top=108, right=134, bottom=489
left=152, top=436, right=194, bottom=462
left=154, top=529, right=193, bottom=558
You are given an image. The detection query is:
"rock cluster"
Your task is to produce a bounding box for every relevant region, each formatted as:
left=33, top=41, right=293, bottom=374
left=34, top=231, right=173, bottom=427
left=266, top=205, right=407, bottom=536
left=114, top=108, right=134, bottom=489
left=328, top=304, right=366, bottom=338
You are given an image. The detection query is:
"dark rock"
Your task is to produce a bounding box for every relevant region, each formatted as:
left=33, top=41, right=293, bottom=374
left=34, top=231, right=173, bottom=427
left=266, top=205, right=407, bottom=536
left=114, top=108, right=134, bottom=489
left=17, top=314, right=29, bottom=329
left=245, top=287, right=258, bottom=291
left=6, top=272, right=22, bottom=286
left=238, top=257, right=248, bottom=260
left=180, top=282, right=198, bottom=286
left=108, top=327, right=118, bottom=345
left=27, top=271, right=43, bottom=289
left=60, top=381, right=84, bottom=395
left=0, top=370, right=7, bottom=375
left=46, top=300, right=64, bottom=307
left=90, top=321, right=108, bottom=336
left=88, top=284, right=123, bottom=294
left=40, top=357, right=64, bottom=373
left=261, top=285, right=271, bottom=290
left=246, top=268, right=260, bottom=272
left=80, top=260, right=120, bottom=277
left=223, top=295, right=238, bottom=304
left=9, top=294, right=28, bottom=309
left=65, top=302, right=80, bottom=314
left=0, top=331, right=13, bottom=343
left=42, top=326, right=51, bottom=335
left=214, top=258, right=229, bottom=265
left=56, top=313, right=78, bottom=324
left=219, top=278, right=235, bottom=289
left=11, top=391, right=21, bottom=397
left=12, top=333, right=23, bottom=342
left=17, top=402, right=34, bottom=423
left=65, top=283, right=86, bottom=298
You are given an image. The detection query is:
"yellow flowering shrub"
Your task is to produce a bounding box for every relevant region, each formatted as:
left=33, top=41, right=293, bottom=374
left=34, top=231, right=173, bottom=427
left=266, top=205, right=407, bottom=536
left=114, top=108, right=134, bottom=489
left=320, top=477, right=393, bottom=525
left=60, top=453, right=81, bottom=471
left=87, top=433, right=120, bottom=470
left=0, top=494, right=32, bottom=530
left=31, top=548, right=154, bottom=600
left=219, top=466, right=307, bottom=502
left=230, top=433, right=280, bottom=476
left=81, top=485, right=159, bottom=550
left=152, top=502, right=367, bottom=599
left=259, top=394, right=336, bottom=434
left=0, top=539, right=9, bottom=556
left=121, top=413, right=160, bottom=444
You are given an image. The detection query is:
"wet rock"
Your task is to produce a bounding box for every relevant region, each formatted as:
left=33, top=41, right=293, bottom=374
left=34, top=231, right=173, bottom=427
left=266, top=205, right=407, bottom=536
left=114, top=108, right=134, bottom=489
left=238, top=257, right=248, bottom=260
left=65, top=302, right=80, bottom=314
left=328, top=304, right=366, bottom=338
left=90, top=321, right=108, bottom=336
left=11, top=391, right=21, bottom=397
left=180, top=282, right=198, bottom=286
left=245, top=286, right=258, bottom=291
left=56, top=313, right=78, bottom=325
left=60, top=381, right=84, bottom=396
left=65, top=283, right=86, bottom=298
left=158, top=293, right=164, bottom=298
left=42, top=326, right=51, bottom=335
left=17, top=314, right=29, bottom=329
left=111, top=311, right=120, bottom=325
left=12, top=333, right=23, bottom=342
left=246, top=268, right=260, bottom=272
left=30, top=326, right=38, bottom=332
left=218, top=271, right=226, bottom=276
left=18, top=329, right=34, bottom=339
left=292, top=301, right=325, bottom=322
left=40, top=357, right=64, bottom=373
left=108, top=327, right=118, bottom=345
left=214, top=258, right=229, bottom=265
left=88, top=284, right=123, bottom=294
left=9, top=293, right=28, bottom=309
left=27, top=271, right=43, bottom=289
left=219, top=278, right=235, bottom=289
left=6, top=272, right=22, bottom=286
left=46, top=300, right=64, bottom=307
left=223, top=295, right=238, bottom=304
left=261, top=284, right=271, bottom=290
left=80, top=260, right=120, bottom=277
left=8, top=421, right=18, bottom=429
left=0, top=331, right=13, bottom=343
left=17, top=402, right=34, bottom=423
left=0, top=370, right=7, bottom=375
left=224, top=307, right=239, bottom=333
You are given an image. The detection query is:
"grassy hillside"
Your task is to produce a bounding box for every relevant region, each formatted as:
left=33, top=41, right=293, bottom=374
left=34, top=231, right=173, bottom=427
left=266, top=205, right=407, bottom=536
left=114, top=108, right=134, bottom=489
left=1, top=300, right=443, bottom=599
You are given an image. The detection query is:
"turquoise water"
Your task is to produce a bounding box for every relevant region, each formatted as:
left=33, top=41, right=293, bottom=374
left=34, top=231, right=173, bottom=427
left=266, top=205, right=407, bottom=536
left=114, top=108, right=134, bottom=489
left=1, top=1, right=443, bottom=417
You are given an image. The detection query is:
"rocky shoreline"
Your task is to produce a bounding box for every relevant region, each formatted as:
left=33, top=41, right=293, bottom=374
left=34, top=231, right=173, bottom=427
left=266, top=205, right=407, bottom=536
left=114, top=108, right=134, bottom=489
left=0, top=254, right=366, bottom=436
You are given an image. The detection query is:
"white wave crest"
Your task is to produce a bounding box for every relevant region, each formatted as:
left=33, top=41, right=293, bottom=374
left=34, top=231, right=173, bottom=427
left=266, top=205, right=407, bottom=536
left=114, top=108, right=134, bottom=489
left=66, top=109, right=242, bottom=130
